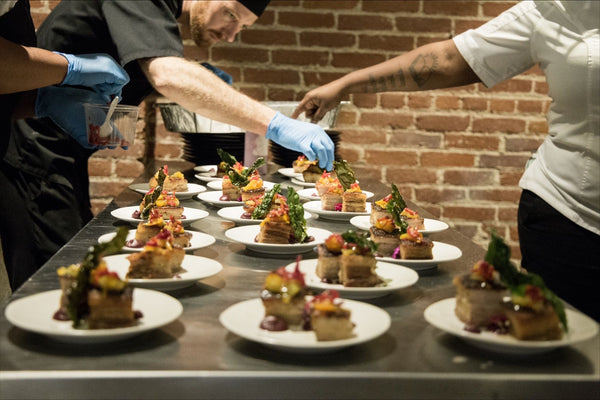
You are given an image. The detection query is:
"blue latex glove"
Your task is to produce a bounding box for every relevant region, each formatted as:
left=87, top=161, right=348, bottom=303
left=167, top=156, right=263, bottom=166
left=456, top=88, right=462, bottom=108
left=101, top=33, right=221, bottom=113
left=201, top=62, right=233, bottom=85
left=35, top=85, right=112, bottom=149
left=55, top=52, right=130, bottom=97
left=266, top=112, right=335, bottom=171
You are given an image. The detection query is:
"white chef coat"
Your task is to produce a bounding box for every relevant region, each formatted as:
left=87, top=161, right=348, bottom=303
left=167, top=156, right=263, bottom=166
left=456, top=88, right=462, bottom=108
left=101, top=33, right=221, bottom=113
left=453, top=0, right=599, bottom=235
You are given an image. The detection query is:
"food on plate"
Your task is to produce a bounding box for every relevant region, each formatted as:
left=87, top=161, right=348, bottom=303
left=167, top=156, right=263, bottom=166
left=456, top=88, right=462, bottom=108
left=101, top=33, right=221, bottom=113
left=400, top=207, right=425, bottom=230
left=127, top=229, right=185, bottom=279
left=216, top=148, right=265, bottom=201
left=131, top=209, right=191, bottom=248
left=305, top=290, right=354, bottom=341
left=149, top=165, right=188, bottom=192
left=317, top=172, right=344, bottom=211
left=453, top=260, right=508, bottom=328
left=342, top=182, right=367, bottom=212
left=316, top=233, right=344, bottom=283
left=139, top=189, right=183, bottom=220
left=292, top=155, right=315, bottom=174
left=453, top=232, right=567, bottom=340
left=54, top=227, right=139, bottom=329
left=339, top=230, right=381, bottom=287
left=240, top=174, right=265, bottom=202
left=255, top=187, right=310, bottom=244
left=369, top=216, right=400, bottom=257
left=215, top=161, right=228, bottom=178
left=371, top=185, right=424, bottom=230
left=260, top=261, right=307, bottom=328
left=242, top=184, right=284, bottom=219
left=302, top=163, right=323, bottom=183
left=394, top=226, right=434, bottom=260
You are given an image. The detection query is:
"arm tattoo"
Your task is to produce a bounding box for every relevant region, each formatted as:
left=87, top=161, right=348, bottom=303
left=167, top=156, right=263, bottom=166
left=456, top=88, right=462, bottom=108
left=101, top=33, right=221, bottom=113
left=409, top=53, right=439, bottom=88
left=366, top=68, right=407, bottom=93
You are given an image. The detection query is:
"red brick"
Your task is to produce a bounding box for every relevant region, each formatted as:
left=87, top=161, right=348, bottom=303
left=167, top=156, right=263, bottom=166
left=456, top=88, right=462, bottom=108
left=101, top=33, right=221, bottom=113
left=407, top=94, right=431, bottom=109
left=436, top=96, right=461, bottom=110
left=116, top=160, right=144, bottom=178
left=463, top=97, right=487, bottom=111
left=482, top=2, right=518, bottom=17
left=479, top=154, right=530, bottom=168
left=338, top=148, right=361, bottom=163
left=351, top=94, right=378, bottom=108
left=238, top=86, right=266, bottom=101
left=339, top=129, right=387, bottom=145
left=423, top=1, right=479, bottom=16
left=278, top=11, right=335, bottom=28
left=155, top=143, right=184, bottom=159
left=414, top=188, right=467, bottom=203
left=490, top=99, right=515, bottom=113
left=528, top=120, right=549, bottom=134
left=417, top=35, right=452, bottom=47
left=472, top=118, right=525, bottom=134
left=444, top=169, right=497, bottom=185
left=380, top=93, right=406, bottom=109
left=364, top=150, right=418, bottom=165
left=332, top=52, right=387, bottom=69
left=351, top=166, right=384, bottom=182
left=534, top=81, right=549, bottom=95
left=362, top=1, right=420, bottom=13
left=389, top=131, right=442, bottom=149
left=88, top=159, right=112, bottom=176
left=421, top=204, right=443, bottom=219
left=336, top=110, right=359, bottom=125
left=500, top=171, right=523, bottom=186
left=387, top=167, right=438, bottom=184
left=339, top=14, right=394, bottom=31
left=359, top=112, right=413, bottom=129
left=452, top=223, right=479, bottom=240
left=272, top=50, right=329, bottom=66
left=421, top=152, right=475, bottom=167
left=505, top=137, right=544, bottom=152
left=303, top=71, right=348, bottom=86
left=484, top=79, right=532, bottom=93
left=470, top=188, right=521, bottom=202
left=498, top=205, right=519, bottom=221
left=211, top=47, right=269, bottom=63
left=300, top=32, right=356, bottom=48
left=89, top=181, right=130, bottom=198
left=358, top=35, right=414, bottom=52
left=394, top=17, right=452, bottom=33
left=443, top=206, right=496, bottom=221
left=241, top=30, right=296, bottom=46
left=244, top=68, right=300, bottom=85
left=269, top=89, right=298, bottom=101
left=416, top=115, right=470, bottom=132
left=455, top=19, right=488, bottom=34
left=303, top=1, right=358, bottom=10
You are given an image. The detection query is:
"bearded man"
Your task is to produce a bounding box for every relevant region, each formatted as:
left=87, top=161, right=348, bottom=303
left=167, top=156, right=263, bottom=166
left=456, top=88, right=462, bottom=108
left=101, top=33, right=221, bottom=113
left=0, top=0, right=335, bottom=290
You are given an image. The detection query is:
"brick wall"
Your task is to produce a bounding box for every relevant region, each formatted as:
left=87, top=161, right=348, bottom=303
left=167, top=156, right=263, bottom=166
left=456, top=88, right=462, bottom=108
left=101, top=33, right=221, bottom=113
left=32, top=0, right=545, bottom=261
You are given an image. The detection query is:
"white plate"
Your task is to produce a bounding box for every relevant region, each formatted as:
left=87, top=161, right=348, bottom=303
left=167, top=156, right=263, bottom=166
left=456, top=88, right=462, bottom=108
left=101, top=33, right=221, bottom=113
left=278, top=168, right=302, bottom=178
left=110, top=206, right=209, bottom=225
left=219, top=297, right=391, bottom=353
left=284, top=259, right=418, bottom=300
left=97, top=229, right=215, bottom=252
left=377, top=241, right=462, bottom=270
left=349, top=215, right=449, bottom=235
left=291, top=176, right=316, bottom=187
left=195, top=191, right=243, bottom=207
left=424, top=298, right=599, bottom=355
left=303, top=201, right=372, bottom=221
left=104, top=254, right=223, bottom=291
left=4, top=289, right=182, bottom=344
left=194, top=173, right=222, bottom=183
left=224, top=225, right=331, bottom=255
left=206, top=180, right=275, bottom=191
left=297, top=188, right=374, bottom=202
left=217, top=206, right=312, bottom=225
left=128, top=183, right=207, bottom=199
left=193, top=164, right=218, bottom=174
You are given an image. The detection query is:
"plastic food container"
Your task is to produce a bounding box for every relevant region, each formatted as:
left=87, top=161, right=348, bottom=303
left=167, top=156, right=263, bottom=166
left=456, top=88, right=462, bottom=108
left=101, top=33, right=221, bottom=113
left=84, top=102, right=139, bottom=147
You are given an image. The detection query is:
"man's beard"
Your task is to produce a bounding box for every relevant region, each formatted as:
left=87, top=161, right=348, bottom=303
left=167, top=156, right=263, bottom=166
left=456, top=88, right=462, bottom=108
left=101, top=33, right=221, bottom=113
left=189, top=2, right=213, bottom=48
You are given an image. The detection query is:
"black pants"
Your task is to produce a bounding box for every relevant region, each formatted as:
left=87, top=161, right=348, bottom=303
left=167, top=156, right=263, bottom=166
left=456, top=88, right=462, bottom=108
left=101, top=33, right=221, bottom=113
left=518, top=190, right=600, bottom=322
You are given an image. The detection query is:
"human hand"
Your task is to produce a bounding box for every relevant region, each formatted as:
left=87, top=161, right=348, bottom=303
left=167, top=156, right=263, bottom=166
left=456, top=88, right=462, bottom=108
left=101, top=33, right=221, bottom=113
left=266, top=112, right=335, bottom=171
left=291, top=81, right=344, bottom=123
left=55, top=52, right=130, bottom=97
left=201, top=62, right=233, bottom=85
left=35, top=85, right=112, bottom=149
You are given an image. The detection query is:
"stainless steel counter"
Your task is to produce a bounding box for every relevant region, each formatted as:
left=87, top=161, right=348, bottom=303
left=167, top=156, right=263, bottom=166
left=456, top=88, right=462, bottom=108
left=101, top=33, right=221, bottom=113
left=1, top=162, right=599, bottom=400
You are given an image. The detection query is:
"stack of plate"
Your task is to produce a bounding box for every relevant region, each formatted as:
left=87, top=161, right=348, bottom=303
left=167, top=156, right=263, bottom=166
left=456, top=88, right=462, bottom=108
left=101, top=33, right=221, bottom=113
left=181, top=132, right=245, bottom=165
left=269, top=130, right=341, bottom=167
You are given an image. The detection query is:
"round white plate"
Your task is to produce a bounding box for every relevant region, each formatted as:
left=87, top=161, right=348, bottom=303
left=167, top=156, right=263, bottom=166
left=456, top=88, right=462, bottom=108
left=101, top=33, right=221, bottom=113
left=194, top=173, right=222, bottom=183
left=219, top=297, right=391, bottom=353
left=297, top=188, right=374, bottom=202
left=193, top=164, right=218, bottom=174
left=103, top=254, right=223, bottom=291
left=303, top=201, right=372, bottom=221
left=285, top=259, right=418, bottom=300
left=424, top=298, right=599, bottom=355
left=97, top=229, right=215, bottom=252
left=224, top=225, right=331, bottom=255
left=4, top=289, right=182, bottom=344
left=291, top=176, right=315, bottom=187
left=377, top=241, right=462, bottom=270
left=278, top=168, right=302, bottom=178
left=349, top=215, right=449, bottom=236
left=195, top=191, right=243, bottom=207
left=206, top=180, right=275, bottom=191
left=128, top=183, right=207, bottom=199
left=217, top=206, right=312, bottom=225
left=110, top=206, right=209, bottom=225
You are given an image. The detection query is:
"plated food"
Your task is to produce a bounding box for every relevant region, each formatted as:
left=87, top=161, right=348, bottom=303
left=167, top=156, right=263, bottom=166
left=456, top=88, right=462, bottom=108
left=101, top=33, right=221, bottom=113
left=149, top=165, right=188, bottom=193
left=224, top=225, right=331, bottom=255
left=129, top=183, right=207, bottom=199
left=111, top=206, right=209, bottom=224
left=350, top=215, right=448, bottom=236
left=303, top=201, right=372, bottom=221
left=215, top=148, right=266, bottom=202
left=98, top=229, right=215, bottom=252
left=377, top=241, right=462, bottom=270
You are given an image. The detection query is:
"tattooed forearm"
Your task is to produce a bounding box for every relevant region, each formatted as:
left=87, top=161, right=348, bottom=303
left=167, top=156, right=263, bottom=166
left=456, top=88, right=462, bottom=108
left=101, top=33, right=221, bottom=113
left=409, top=53, right=439, bottom=88
left=366, top=68, right=407, bottom=92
